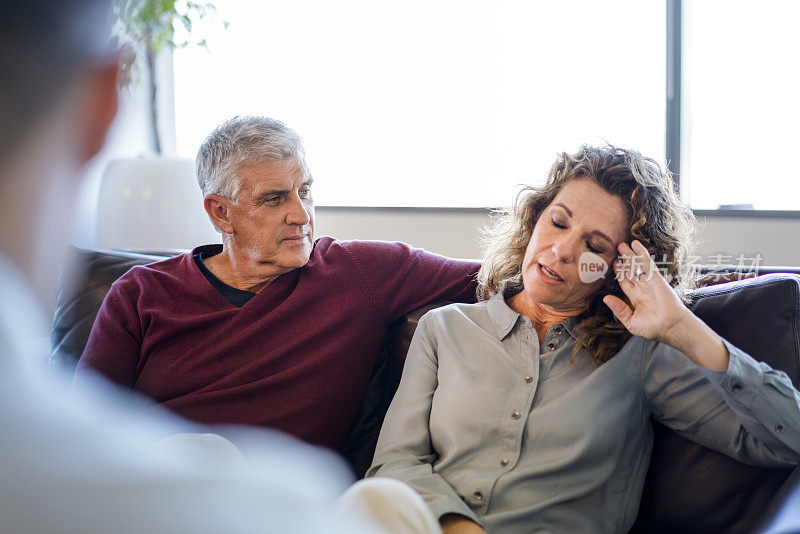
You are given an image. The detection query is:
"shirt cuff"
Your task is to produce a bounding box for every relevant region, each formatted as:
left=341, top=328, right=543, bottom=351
left=699, top=338, right=764, bottom=401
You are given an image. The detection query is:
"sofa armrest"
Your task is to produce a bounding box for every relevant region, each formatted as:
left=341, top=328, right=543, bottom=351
left=50, top=247, right=171, bottom=372
left=754, top=466, right=800, bottom=533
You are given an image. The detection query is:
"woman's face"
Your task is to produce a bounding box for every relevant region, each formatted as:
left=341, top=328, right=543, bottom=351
left=519, top=178, right=631, bottom=314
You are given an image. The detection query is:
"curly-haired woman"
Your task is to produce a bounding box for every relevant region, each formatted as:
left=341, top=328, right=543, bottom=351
left=367, top=146, right=800, bottom=534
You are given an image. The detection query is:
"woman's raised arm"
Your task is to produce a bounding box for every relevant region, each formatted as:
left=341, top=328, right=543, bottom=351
left=606, top=240, right=800, bottom=465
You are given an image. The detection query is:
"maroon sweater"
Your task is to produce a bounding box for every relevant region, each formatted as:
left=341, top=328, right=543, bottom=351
left=74, top=237, right=480, bottom=450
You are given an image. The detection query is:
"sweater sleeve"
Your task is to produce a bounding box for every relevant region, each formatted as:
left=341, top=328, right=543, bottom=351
left=342, top=241, right=480, bottom=325
left=366, top=315, right=482, bottom=525
left=641, top=338, right=800, bottom=467
left=73, top=278, right=143, bottom=390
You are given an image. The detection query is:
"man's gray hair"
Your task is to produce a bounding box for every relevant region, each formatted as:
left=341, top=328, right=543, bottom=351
left=195, top=116, right=307, bottom=199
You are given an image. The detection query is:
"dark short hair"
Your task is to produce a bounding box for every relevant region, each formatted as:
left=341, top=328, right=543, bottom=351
left=0, top=0, right=114, bottom=163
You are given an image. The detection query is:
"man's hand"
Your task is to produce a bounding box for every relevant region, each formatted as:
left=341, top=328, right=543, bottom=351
left=440, top=513, right=487, bottom=534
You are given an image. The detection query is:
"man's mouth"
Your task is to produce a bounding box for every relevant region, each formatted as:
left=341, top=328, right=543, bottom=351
left=282, top=235, right=308, bottom=242
left=539, top=263, right=564, bottom=282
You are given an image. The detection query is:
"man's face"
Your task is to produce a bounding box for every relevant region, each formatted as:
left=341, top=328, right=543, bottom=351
left=226, top=158, right=315, bottom=275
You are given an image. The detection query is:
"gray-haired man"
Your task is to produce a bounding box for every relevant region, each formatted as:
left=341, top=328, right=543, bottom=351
left=75, top=115, right=481, bottom=454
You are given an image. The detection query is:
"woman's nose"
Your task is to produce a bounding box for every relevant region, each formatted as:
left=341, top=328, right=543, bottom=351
left=552, top=234, right=579, bottom=263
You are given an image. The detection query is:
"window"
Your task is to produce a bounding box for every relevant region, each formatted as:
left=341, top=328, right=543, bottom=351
left=680, top=0, right=800, bottom=211
left=173, top=0, right=665, bottom=207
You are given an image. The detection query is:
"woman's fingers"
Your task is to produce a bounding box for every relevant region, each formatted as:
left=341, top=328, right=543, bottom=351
left=613, top=259, right=635, bottom=290
left=630, top=239, right=650, bottom=257
left=603, top=294, right=633, bottom=326
left=631, top=240, right=657, bottom=280
left=616, top=240, right=654, bottom=283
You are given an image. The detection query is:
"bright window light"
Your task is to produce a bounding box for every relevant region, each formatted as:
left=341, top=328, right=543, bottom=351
left=174, top=0, right=665, bottom=207
left=682, top=0, right=800, bottom=210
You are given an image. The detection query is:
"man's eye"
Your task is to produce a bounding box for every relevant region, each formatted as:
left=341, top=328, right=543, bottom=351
left=299, top=187, right=311, bottom=198
left=264, top=196, right=282, bottom=204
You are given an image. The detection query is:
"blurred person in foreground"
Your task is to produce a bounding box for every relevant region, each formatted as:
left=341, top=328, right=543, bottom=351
left=0, top=1, right=440, bottom=532
left=368, top=146, right=800, bottom=533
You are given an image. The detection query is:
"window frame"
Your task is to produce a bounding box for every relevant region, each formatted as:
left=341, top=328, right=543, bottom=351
left=667, top=0, right=800, bottom=219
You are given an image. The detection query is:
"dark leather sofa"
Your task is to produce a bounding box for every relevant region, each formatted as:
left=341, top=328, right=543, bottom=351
left=51, top=247, right=800, bottom=534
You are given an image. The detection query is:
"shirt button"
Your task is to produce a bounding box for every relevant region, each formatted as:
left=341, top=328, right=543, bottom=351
left=554, top=326, right=563, bottom=334
left=547, top=342, right=555, bottom=351
left=512, top=411, right=521, bottom=419
left=500, top=459, right=509, bottom=467
left=473, top=491, right=483, bottom=501
left=524, top=375, right=533, bottom=383
left=732, top=384, right=742, bottom=392
left=776, top=425, right=785, bottom=434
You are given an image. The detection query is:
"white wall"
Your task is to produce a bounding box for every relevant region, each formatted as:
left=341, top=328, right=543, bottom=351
left=693, top=216, right=800, bottom=267
left=317, top=208, right=800, bottom=267
left=83, top=192, right=800, bottom=267
left=315, top=208, right=487, bottom=260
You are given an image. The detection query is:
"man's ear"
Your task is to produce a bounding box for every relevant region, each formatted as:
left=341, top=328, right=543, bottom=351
left=204, top=194, right=235, bottom=234
left=78, top=60, right=120, bottom=164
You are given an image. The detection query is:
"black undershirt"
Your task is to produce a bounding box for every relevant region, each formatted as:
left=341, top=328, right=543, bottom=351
left=193, top=251, right=256, bottom=308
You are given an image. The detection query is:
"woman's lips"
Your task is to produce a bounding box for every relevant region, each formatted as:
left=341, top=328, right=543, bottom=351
left=538, top=263, right=564, bottom=282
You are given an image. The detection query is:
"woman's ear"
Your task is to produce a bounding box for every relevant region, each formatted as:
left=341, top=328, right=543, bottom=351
left=204, top=195, right=235, bottom=234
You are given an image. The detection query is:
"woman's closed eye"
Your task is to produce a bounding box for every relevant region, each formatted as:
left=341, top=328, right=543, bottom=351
left=551, top=218, right=605, bottom=254
left=586, top=242, right=603, bottom=254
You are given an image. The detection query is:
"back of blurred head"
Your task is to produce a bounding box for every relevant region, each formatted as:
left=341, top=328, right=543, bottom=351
left=0, top=0, right=118, bottom=304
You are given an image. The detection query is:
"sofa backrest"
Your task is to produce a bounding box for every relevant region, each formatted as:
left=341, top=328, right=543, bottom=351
left=51, top=248, right=800, bottom=533
left=50, top=248, right=168, bottom=373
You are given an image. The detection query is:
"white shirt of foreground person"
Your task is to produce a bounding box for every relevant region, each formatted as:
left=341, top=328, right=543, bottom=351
left=0, top=254, right=390, bottom=534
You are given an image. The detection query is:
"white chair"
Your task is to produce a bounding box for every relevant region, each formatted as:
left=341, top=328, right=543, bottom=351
left=96, top=158, right=219, bottom=251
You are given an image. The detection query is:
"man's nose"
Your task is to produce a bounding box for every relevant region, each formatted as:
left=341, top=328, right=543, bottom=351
left=285, top=193, right=311, bottom=226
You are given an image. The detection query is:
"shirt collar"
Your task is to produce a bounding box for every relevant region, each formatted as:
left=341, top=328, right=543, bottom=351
left=486, top=284, right=580, bottom=341
left=486, top=288, right=521, bottom=340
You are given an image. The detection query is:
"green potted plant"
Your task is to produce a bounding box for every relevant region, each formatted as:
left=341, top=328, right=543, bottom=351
left=114, top=0, right=226, bottom=153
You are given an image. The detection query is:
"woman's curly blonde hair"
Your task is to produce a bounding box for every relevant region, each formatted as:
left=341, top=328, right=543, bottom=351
left=477, top=145, right=696, bottom=365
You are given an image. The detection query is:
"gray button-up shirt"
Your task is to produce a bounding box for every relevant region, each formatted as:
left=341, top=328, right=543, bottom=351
left=367, top=289, right=800, bottom=533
